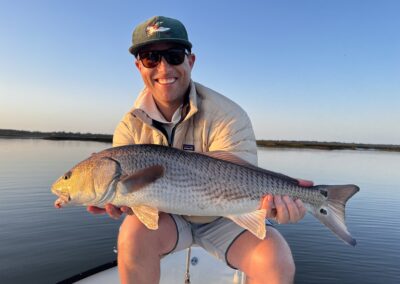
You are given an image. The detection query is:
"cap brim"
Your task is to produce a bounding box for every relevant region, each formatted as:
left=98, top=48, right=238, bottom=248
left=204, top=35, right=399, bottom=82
left=129, top=38, right=192, bottom=55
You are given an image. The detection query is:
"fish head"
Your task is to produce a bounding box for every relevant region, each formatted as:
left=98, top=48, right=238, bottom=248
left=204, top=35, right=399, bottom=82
left=51, top=155, right=122, bottom=208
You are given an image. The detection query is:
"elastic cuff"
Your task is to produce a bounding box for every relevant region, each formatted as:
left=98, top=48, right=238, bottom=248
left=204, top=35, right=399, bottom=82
left=162, top=214, right=180, bottom=256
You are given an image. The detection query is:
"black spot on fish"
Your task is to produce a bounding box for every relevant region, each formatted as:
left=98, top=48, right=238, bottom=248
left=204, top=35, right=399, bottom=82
left=320, top=208, right=328, bottom=215
left=319, top=190, right=328, bottom=197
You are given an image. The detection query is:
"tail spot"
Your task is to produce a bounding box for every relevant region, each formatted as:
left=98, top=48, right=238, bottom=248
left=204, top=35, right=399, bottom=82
left=320, top=208, right=328, bottom=215
left=319, top=190, right=328, bottom=197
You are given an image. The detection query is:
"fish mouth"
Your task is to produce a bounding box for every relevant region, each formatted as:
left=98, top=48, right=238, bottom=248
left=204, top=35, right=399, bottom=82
left=54, top=194, right=70, bottom=208
left=52, top=188, right=71, bottom=208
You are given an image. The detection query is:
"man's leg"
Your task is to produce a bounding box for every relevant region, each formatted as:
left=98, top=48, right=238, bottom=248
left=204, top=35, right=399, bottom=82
left=227, top=228, right=295, bottom=284
left=117, top=212, right=178, bottom=284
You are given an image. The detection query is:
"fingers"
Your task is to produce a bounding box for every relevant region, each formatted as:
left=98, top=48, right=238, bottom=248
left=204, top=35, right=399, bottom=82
left=87, top=206, right=106, bottom=214
left=274, top=195, right=289, bottom=224
left=261, top=194, right=277, bottom=219
left=87, top=204, right=133, bottom=219
left=295, top=198, right=307, bottom=220
left=282, top=196, right=300, bottom=223
left=120, top=206, right=133, bottom=215
left=273, top=195, right=307, bottom=224
left=297, top=178, right=314, bottom=187
left=105, top=204, right=123, bottom=219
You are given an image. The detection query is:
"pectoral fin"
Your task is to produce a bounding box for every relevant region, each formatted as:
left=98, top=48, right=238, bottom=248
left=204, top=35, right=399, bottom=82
left=131, top=205, right=159, bottom=230
left=226, top=209, right=267, bottom=239
left=119, top=165, right=164, bottom=194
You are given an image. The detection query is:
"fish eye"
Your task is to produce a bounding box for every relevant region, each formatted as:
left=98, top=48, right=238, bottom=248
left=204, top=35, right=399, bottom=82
left=63, top=171, right=72, bottom=180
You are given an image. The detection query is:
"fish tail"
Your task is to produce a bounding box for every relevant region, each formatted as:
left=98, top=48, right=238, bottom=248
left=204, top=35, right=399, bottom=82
left=310, top=184, right=359, bottom=246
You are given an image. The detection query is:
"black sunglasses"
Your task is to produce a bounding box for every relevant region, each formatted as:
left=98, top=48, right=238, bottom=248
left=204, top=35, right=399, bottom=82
left=137, top=48, right=189, bottom=68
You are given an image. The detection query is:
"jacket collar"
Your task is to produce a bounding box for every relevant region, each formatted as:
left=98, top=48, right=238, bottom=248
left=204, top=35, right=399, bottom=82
left=132, top=80, right=199, bottom=125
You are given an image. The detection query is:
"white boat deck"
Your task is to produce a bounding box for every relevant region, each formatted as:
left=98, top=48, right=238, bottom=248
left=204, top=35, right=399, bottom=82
left=75, top=247, right=245, bottom=284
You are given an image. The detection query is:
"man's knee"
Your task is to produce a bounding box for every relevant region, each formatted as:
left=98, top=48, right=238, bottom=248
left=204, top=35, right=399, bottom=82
left=227, top=228, right=295, bottom=283
left=119, top=215, right=150, bottom=244
left=248, top=242, right=295, bottom=282
left=257, top=229, right=295, bottom=281
left=264, top=246, right=295, bottom=280
left=117, top=213, right=177, bottom=264
left=118, top=216, right=152, bottom=267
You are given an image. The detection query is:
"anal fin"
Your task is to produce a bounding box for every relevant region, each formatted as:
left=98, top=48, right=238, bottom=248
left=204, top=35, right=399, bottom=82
left=226, top=209, right=267, bottom=239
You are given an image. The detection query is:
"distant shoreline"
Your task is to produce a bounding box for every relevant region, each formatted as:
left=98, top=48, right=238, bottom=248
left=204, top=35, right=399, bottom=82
left=1, top=129, right=400, bottom=152
left=256, top=140, right=400, bottom=152
left=0, top=129, right=112, bottom=143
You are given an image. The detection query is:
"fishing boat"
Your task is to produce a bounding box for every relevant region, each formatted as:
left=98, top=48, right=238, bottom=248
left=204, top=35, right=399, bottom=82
left=59, top=247, right=246, bottom=284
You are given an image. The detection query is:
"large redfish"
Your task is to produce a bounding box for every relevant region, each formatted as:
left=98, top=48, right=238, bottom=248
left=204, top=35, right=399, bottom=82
left=51, top=144, right=359, bottom=246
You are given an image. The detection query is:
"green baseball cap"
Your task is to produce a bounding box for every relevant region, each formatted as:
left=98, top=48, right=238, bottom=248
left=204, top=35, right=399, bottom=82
left=129, top=16, right=192, bottom=56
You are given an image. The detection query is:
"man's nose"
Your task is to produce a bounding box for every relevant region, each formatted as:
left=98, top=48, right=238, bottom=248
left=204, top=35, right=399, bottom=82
left=156, top=56, right=172, bottom=71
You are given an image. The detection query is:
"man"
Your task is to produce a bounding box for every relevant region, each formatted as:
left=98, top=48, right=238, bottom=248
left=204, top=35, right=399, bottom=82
left=88, top=16, right=310, bottom=284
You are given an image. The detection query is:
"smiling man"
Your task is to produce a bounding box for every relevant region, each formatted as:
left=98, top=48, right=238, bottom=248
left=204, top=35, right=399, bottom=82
left=88, top=16, right=308, bottom=284
left=134, top=42, right=194, bottom=123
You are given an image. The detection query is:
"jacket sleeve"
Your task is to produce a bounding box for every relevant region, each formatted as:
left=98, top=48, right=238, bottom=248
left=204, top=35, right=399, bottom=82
left=208, top=110, right=258, bottom=166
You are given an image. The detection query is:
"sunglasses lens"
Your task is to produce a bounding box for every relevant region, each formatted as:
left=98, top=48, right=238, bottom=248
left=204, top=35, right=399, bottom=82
left=139, top=51, right=160, bottom=68
left=139, top=49, right=187, bottom=68
left=164, top=49, right=186, bottom=65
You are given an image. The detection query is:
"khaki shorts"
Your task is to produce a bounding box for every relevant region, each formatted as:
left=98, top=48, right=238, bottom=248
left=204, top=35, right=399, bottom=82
left=167, top=215, right=273, bottom=269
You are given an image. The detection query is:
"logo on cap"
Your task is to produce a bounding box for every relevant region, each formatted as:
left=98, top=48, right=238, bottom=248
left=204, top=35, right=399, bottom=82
left=146, top=21, right=170, bottom=36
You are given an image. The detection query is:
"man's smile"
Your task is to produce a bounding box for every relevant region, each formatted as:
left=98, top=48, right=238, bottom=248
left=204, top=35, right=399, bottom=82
left=155, top=77, right=177, bottom=85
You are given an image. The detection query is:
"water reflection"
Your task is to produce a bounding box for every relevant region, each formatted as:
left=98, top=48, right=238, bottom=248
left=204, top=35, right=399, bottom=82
left=258, top=147, right=400, bottom=284
left=0, top=139, right=399, bottom=283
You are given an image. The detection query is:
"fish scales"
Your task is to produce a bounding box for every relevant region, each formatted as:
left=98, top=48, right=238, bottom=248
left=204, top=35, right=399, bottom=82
left=109, top=145, right=321, bottom=215
left=52, top=144, right=359, bottom=245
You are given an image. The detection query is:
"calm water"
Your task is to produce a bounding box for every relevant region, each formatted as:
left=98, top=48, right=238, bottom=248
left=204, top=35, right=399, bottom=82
left=0, top=139, right=399, bottom=283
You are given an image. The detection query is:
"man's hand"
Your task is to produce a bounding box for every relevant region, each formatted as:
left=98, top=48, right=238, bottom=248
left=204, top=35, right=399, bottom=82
left=87, top=204, right=133, bottom=219
left=260, top=178, right=313, bottom=224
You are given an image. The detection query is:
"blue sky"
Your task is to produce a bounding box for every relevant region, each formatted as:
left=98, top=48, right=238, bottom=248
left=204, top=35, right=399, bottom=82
left=1, top=0, right=399, bottom=144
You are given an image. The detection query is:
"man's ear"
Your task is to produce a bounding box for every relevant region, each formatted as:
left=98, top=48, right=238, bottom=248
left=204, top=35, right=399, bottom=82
left=188, top=53, right=196, bottom=69
left=135, top=59, right=141, bottom=70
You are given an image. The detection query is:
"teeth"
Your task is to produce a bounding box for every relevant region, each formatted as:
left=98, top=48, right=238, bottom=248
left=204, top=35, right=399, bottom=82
left=157, top=78, right=176, bottom=84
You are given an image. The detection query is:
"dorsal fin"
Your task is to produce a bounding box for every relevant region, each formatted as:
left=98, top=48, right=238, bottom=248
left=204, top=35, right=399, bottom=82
left=202, top=151, right=254, bottom=167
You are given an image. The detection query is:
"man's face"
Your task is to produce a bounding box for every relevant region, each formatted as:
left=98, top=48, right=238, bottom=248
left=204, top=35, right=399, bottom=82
left=135, top=42, right=195, bottom=110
